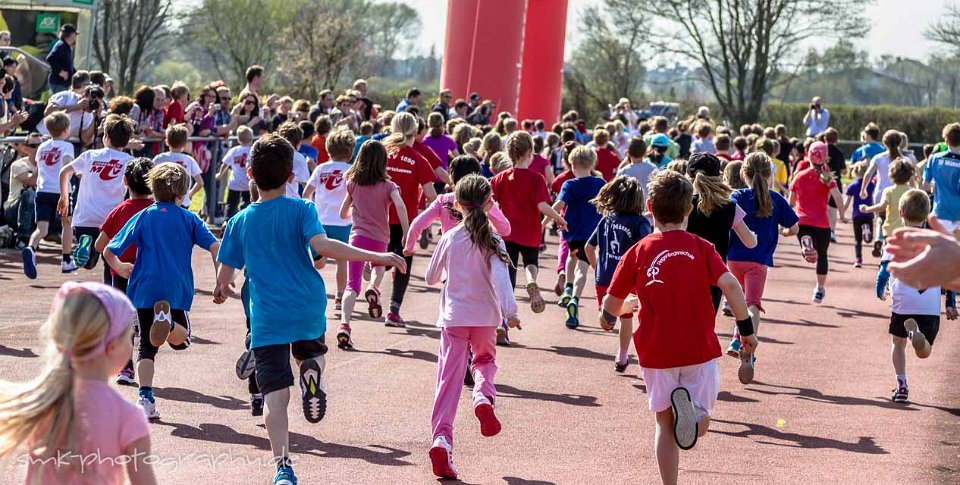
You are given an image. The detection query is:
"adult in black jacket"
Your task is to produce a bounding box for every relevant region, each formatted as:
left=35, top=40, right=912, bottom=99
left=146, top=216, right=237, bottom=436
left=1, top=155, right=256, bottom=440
left=45, top=24, right=77, bottom=94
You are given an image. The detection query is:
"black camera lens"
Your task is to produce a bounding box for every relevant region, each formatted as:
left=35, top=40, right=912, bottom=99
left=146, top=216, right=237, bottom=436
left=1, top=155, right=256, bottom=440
left=89, top=99, right=101, bottom=111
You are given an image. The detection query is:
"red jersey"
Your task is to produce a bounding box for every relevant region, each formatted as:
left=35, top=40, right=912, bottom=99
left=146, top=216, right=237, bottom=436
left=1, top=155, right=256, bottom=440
left=100, top=198, right=153, bottom=270
left=387, top=145, right=436, bottom=224
left=595, top=147, right=620, bottom=181
left=789, top=167, right=835, bottom=228
left=529, top=154, right=550, bottom=181
left=163, top=100, right=184, bottom=128
left=491, top=167, right=551, bottom=247
left=310, top=135, right=330, bottom=164
left=551, top=170, right=575, bottom=195
left=607, top=230, right=728, bottom=369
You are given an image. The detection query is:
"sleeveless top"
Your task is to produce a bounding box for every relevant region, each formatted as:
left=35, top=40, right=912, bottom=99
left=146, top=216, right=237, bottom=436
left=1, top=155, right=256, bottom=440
left=687, top=193, right=737, bottom=261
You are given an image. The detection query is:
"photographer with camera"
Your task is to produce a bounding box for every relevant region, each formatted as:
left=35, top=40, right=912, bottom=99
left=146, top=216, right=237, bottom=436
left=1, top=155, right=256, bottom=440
left=40, top=71, right=99, bottom=147
left=802, top=96, right=830, bottom=137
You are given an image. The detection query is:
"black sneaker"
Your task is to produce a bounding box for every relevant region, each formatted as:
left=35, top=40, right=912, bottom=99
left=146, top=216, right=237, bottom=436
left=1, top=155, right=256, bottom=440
left=892, top=385, right=909, bottom=403
left=463, top=352, right=475, bottom=386
left=299, top=357, right=327, bottom=423
left=251, top=393, right=264, bottom=416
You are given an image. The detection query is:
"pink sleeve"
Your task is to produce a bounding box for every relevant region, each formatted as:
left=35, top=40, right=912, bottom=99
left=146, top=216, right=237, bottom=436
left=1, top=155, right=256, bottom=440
left=488, top=201, right=512, bottom=237
left=120, top=402, right=150, bottom=449
left=733, top=203, right=746, bottom=227
left=406, top=199, right=443, bottom=254
left=425, top=234, right=449, bottom=285
left=491, top=251, right=518, bottom=318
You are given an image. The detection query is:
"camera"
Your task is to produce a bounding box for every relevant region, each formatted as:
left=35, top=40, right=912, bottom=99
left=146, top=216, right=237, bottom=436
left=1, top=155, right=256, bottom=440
left=84, top=85, right=105, bottom=112
left=89, top=98, right=101, bottom=111
left=214, top=103, right=221, bottom=111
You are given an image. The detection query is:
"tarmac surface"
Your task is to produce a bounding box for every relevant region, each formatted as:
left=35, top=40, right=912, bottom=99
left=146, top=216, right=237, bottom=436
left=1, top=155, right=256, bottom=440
left=1, top=223, right=958, bottom=484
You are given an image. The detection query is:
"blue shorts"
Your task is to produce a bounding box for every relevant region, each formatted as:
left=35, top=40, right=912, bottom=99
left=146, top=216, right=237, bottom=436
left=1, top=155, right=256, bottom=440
left=323, top=224, right=351, bottom=244
left=35, top=191, right=62, bottom=224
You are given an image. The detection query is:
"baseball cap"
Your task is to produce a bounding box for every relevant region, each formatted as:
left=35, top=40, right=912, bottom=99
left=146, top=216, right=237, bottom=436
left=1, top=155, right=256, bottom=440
left=61, top=24, right=78, bottom=35
left=686, top=152, right=722, bottom=177
left=808, top=141, right=828, bottom=165
left=650, top=133, right=670, bottom=148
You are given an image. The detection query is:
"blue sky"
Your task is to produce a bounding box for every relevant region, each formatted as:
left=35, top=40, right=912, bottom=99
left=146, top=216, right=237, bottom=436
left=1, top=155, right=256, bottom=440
left=396, top=0, right=951, bottom=62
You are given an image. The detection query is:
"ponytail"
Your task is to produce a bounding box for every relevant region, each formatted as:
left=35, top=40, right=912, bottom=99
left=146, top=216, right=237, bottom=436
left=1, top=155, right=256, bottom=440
left=692, top=171, right=732, bottom=216
left=883, top=130, right=902, bottom=160
left=456, top=175, right=510, bottom=265
left=743, top=152, right=773, bottom=218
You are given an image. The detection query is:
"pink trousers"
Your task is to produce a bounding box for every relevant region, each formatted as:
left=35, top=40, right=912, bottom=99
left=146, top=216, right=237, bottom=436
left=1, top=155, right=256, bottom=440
left=556, top=238, right=569, bottom=274
left=347, top=233, right=387, bottom=294
left=431, top=326, right=497, bottom=443
left=728, top=260, right=768, bottom=338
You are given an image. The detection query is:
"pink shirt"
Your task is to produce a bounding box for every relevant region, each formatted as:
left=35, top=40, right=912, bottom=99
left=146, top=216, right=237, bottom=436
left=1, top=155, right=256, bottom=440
left=347, top=180, right=399, bottom=243
left=404, top=193, right=511, bottom=254
left=425, top=225, right=518, bottom=327
left=27, top=379, right=149, bottom=484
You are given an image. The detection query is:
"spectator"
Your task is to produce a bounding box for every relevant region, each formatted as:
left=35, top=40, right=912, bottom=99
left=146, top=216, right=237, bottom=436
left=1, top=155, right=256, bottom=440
left=353, top=79, right=368, bottom=98
left=432, top=89, right=453, bottom=122
left=272, top=96, right=294, bottom=131
left=234, top=92, right=266, bottom=135
left=165, top=82, right=189, bottom=127
left=45, top=24, right=77, bottom=94
left=309, top=89, right=334, bottom=122
left=803, top=96, right=830, bottom=137
left=354, top=96, right=373, bottom=123
left=611, top=98, right=638, bottom=134
left=40, top=71, right=96, bottom=146
left=396, top=87, right=421, bottom=113
left=330, top=95, right=358, bottom=131
left=238, top=65, right=263, bottom=100
left=3, top=57, right=21, bottom=111
left=467, top=100, right=495, bottom=126
left=3, top=133, right=40, bottom=247
left=0, top=31, right=9, bottom=62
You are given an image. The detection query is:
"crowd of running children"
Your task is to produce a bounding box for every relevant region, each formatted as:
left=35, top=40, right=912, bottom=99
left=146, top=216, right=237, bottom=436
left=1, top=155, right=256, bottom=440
left=2, top=73, right=960, bottom=484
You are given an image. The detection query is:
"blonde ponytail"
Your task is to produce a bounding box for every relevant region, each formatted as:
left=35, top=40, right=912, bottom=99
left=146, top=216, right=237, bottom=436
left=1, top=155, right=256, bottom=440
left=692, top=171, right=732, bottom=216
left=743, top=152, right=773, bottom=217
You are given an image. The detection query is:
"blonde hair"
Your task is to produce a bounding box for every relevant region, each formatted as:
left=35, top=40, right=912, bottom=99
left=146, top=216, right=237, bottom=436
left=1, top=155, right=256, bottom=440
left=506, top=131, right=534, bottom=162
left=326, top=128, right=356, bottom=161
left=236, top=125, right=254, bottom=144
left=570, top=146, right=597, bottom=170
left=742, top=152, right=773, bottom=217
left=899, top=189, right=930, bottom=224
left=463, top=137, right=483, bottom=158
left=480, top=132, right=502, bottom=164
left=165, top=123, right=190, bottom=149
left=384, top=111, right=418, bottom=152
left=149, top=163, right=190, bottom=202
left=489, top=152, right=513, bottom=174
left=0, top=289, right=113, bottom=460
left=691, top=171, right=732, bottom=216
left=43, top=112, right=71, bottom=138
left=851, top=161, right=869, bottom=179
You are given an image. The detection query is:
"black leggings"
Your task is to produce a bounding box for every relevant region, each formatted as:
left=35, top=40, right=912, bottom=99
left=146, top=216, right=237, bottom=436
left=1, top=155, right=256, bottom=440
left=226, top=189, right=251, bottom=218
left=852, top=215, right=873, bottom=259
left=504, top=241, right=540, bottom=289
left=798, top=225, right=831, bottom=276
left=388, top=224, right=413, bottom=309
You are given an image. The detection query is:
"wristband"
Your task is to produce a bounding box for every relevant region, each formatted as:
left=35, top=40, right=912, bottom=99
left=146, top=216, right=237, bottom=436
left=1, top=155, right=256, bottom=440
left=601, top=310, right=617, bottom=324
left=735, top=317, right=755, bottom=337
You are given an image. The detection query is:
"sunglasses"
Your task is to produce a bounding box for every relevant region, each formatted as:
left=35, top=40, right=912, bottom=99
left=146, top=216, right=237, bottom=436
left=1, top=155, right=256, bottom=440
left=244, top=101, right=255, bottom=106
left=25, top=143, right=41, bottom=148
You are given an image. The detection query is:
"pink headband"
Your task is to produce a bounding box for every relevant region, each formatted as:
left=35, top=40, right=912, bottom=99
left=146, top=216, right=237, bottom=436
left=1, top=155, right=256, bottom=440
left=53, top=282, right=135, bottom=362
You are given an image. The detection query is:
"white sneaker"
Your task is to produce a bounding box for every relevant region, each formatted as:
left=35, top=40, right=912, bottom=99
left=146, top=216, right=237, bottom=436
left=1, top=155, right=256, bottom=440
left=61, top=259, right=77, bottom=274
left=138, top=396, right=160, bottom=420
left=428, top=436, right=458, bottom=480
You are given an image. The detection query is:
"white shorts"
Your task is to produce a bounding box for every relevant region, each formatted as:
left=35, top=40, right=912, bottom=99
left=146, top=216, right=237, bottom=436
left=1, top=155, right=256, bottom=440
left=937, top=219, right=960, bottom=235
left=641, top=360, right=720, bottom=413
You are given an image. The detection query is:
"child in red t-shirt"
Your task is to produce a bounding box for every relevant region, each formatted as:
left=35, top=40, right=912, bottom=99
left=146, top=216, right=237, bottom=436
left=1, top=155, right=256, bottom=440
left=94, top=157, right=155, bottom=387
left=600, top=170, right=758, bottom=484
left=592, top=129, right=620, bottom=181
left=491, top=132, right=566, bottom=316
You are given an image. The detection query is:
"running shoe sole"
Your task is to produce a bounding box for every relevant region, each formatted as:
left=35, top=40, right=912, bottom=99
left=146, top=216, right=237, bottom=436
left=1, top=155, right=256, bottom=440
left=299, top=359, right=326, bottom=424
left=336, top=328, right=353, bottom=350
left=364, top=289, right=382, bottom=319
left=800, top=235, right=817, bottom=263
left=565, top=301, right=579, bottom=329
left=553, top=274, right=566, bottom=296
left=236, top=349, right=256, bottom=380
left=116, top=374, right=138, bottom=387
left=671, top=387, right=699, bottom=450
left=73, top=234, right=92, bottom=268
left=149, top=301, right=172, bottom=348
left=527, top=283, right=545, bottom=313
left=428, top=446, right=458, bottom=480
left=738, top=349, right=755, bottom=384
left=903, top=318, right=927, bottom=354
left=21, top=247, right=37, bottom=279
left=362, top=262, right=372, bottom=282
left=475, top=402, right=502, bottom=437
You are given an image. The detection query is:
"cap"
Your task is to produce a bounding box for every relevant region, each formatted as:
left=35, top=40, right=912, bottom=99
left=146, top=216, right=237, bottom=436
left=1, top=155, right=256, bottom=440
left=61, top=23, right=78, bottom=34
left=808, top=141, right=828, bottom=165
left=650, top=133, right=671, bottom=148
left=52, top=282, right=134, bottom=362
left=686, top=152, right=722, bottom=177
left=469, top=92, right=481, bottom=101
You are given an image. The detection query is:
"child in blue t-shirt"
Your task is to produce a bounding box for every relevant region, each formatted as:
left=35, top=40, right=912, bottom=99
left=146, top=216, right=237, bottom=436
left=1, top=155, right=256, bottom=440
left=844, top=162, right=876, bottom=267
left=585, top=176, right=651, bottom=372
left=725, top=153, right=799, bottom=384
left=103, top=163, right=220, bottom=421
left=213, top=134, right=405, bottom=485
left=552, top=146, right=607, bottom=329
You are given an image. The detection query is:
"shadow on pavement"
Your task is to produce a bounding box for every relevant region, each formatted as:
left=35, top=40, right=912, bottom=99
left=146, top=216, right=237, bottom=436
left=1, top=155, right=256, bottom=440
left=0, top=345, right=37, bottom=358
left=153, top=387, right=248, bottom=410
left=497, top=383, right=600, bottom=407
left=710, top=418, right=888, bottom=454
left=504, top=477, right=558, bottom=484
left=748, top=382, right=919, bottom=412
left=352, top=347, right=438, bottom=363
left=761, top=317, right=839, bottom=329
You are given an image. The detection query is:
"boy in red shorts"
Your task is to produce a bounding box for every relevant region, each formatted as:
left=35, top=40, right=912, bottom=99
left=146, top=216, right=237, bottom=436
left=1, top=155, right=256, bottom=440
left=599, top=170, right=758, bottom=485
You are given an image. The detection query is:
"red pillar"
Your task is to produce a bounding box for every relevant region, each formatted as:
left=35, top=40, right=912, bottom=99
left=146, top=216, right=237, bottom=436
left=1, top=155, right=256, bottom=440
left=440, top=0, right=527, bottom=118
left=517, top=0, right=568, bottom=124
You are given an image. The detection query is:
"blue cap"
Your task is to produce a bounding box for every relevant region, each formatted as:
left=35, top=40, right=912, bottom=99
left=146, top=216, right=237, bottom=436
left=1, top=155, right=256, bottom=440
left=651, top=134, right=670, bottom=148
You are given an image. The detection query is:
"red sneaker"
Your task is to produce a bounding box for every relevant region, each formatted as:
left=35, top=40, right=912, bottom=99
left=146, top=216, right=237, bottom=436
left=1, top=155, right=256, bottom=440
left=428, top=436, right=458, bottom=479
left=474, top=396, right=501, bottom=437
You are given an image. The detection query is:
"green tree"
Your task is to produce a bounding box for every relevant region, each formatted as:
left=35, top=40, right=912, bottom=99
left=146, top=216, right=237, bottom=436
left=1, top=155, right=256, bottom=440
left=641, top=0, right=869, bottom=124
left=91, top=0, right=173, bottom=94
left=366, top=2, right=421, bottom=75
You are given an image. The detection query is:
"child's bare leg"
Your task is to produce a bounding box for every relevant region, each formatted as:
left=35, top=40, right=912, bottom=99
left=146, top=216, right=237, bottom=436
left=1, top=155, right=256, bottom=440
left=563, top=253, right=577, bottom=292
left=816, top=274, right=827, bottom=287
left=573, top=260, right=589, bottom=298
left=341, top=289, right=358, bottom=325
left=61, top=217, right=73, bottom=256
left=749, top=305, right=761, bottom=338
left=654, top=410, right=680, bottom=485
left=891, top=336, right=907, bottom=377
left=372, top=265, right=386, bottom=288
left=618, top=317, right=633, bottom=355
left=335, top=259, right=347, bottom=297
left=137, top=359, right=155, bottom=388
left=264, top=388, right=291, bottom=466
left=524, top=263, right=539, bottom=286
left=28, top=221, right=49, bottom=249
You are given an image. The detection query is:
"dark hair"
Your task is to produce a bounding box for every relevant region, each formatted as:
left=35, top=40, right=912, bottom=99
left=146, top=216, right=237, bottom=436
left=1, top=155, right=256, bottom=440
left=71, top=70, right=90, bottom=89
left=314, top=115, right=333, bottom=136
left=88, top=70, right=105, bottom=86
left=298, top=120, right=315, bottom=139
left=346, top=140, right=389, bottom=186
left=245, top=65, right=264, bottom=83
left=133, top=85, right=155, bottom=114
left=102, top=114, right=134, bottom=148
left=592, top=176, right=644, bottom=215
left=108, top=96, right=135, bottom=116
left=626, top=137, right=646, bottom=159
left=455, top=174, right=509, bottom=264
left=277, top=121, right=304, bottom=147
left=864, top=122, right=881, bottom=141
left=249, top=133, right=294, bottom=191
left=406, top=87, right=421, bottom=99
left=647, top=170, right=693, bottom=224
left=2, top=57, right=17, bottom=68
left=124, top=157, right=154, bottom=196
left=449, top=155, right=482, bottom=184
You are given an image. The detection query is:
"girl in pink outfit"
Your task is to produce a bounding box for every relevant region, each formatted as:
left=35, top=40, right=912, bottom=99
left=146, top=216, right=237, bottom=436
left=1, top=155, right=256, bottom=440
left=425, top=174, right=521, bottom=481
left=403, top=155, right=511, bottom=255
left=0, top=282, right=156, bottom=484
left=337, top=140, right=408, bottom=350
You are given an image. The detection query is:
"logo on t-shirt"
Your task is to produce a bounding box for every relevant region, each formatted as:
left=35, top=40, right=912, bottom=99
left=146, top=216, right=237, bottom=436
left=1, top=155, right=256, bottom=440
left=317, top=170, right=344, bottom=191
left=235, top=154, right=247, bottom=168
left=91, top=159, right=124, bottom=181
left=646, top=249, right=695, bottom=286
left=40, top=147, right=62, bottom=166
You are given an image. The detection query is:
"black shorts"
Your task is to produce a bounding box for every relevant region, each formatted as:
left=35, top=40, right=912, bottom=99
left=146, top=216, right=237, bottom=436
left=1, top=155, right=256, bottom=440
left=566, top=239, right=590, bottom=263
left=889, top=313, right=940, bottom=344
left=253, top=335, right=328, bottom=395
left=504, top=241, right=540, bottom=268
left=35, top=192, right=62, bottom=224
left=137, top=308, right=191, bottom=361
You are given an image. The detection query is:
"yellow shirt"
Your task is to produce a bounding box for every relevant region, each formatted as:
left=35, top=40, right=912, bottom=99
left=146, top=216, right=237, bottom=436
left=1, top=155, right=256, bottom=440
left=883, top=184, right=910, bottom=234
left=772, top=158, right=788, bottom=187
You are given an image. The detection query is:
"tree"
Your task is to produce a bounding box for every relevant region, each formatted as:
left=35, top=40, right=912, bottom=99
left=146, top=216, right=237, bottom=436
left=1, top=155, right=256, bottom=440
left=564, top=1, right=647, bottom=122
left=641, top=0, right=869, bottom=124
left=926, top=5, right=960, bottom=54
left=366, top=3, right=421, bottom=76
left=91, top=0, right=173, bottom=94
